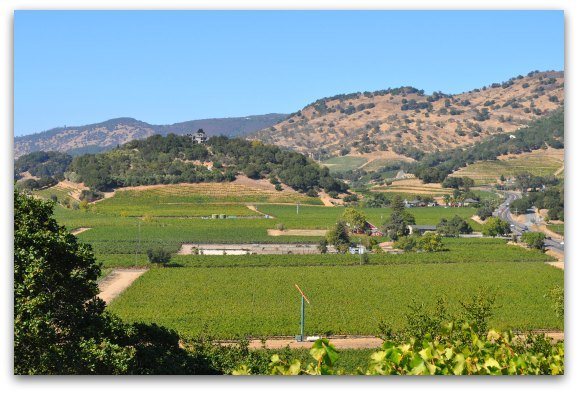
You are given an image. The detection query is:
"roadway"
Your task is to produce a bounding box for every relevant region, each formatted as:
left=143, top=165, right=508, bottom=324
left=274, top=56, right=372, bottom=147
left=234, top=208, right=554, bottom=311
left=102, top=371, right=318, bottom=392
left=495, top=191, right=564, bottom=254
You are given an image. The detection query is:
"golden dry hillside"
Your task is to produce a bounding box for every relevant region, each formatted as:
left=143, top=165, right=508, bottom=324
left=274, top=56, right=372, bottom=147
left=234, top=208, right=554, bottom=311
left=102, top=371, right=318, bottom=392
left=252, top=71, right=563, bottom=160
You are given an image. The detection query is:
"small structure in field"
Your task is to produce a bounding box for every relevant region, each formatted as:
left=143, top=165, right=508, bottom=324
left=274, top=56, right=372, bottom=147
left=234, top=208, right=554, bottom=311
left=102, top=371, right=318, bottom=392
left=408, top=225, right=437, bottom=235
left=348, top=245, right=366, bottom=254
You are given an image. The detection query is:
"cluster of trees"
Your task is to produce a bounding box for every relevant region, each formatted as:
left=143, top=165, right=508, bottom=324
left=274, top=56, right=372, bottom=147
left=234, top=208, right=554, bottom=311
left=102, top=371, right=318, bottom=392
left=521, top=232, right=546, bottom=250
left=476, top=199, right=499, bottom=220
left=15, top=177, right=58, bottom=191
left=208, top=137, right=347, bottom=194
left=482, top=217, right=511, bottom=237
left=509, top=173, right=563, bottom=221
left=436, top=216, right=473, bottom=237
left=393, top=232, right=444, bottom=252
left=441, top=176, right=474, bottom=191
left=410, top=109, right=564, bottom=183
left=14, top=151, right=72, bottom=180
left=28, top=134, right=347, bottom=196
left=400, top=99, right=432, bottom=112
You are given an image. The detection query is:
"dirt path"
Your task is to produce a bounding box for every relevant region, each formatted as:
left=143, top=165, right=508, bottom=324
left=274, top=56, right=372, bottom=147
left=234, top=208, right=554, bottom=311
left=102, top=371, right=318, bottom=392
left=554, top=164, right=564, bottom=176
left=246, top=205, right=272, bottom=217
left=98, top=268, right=148, bottom=303
left=268, top=229, right=328, bottom=236
left=221, top=331, right=564, bottom=350
left=71, top=227, right=92, bottom=235
left=318, top=191, right=338, bottom=207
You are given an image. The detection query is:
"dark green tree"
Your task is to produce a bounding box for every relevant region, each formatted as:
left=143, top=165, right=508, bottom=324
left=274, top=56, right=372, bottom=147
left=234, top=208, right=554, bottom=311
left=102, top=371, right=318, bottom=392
left=14, top=190, right=212, bottom=375
left=326, top=221, right=351, bottom=253
left=382, top=195, right=415, bottom=240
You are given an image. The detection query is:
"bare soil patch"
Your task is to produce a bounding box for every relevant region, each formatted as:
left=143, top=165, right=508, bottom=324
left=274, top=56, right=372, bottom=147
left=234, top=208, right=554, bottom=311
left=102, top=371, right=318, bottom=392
left=221, top=331, right=564, bottom=350
left=470, top=215, right=486, bottom=225
left=245, top=336, right=383, bottom=350
left=71, top=227, right=92, bottom=235
left=98, top=268, right=148, bottom=304
left=267, top=229, right=328, bottom=237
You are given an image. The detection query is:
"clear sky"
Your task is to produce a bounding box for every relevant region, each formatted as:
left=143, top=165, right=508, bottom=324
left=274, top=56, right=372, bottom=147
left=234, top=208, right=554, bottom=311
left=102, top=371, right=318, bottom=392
left=14, top=10, right=564, bottom=136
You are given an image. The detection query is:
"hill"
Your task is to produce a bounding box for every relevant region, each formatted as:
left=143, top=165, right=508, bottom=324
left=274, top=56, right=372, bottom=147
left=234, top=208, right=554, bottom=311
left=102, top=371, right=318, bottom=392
left=15, top=134, right=348, bottom=200
left=14, top=114, right=287, bottom=158
left=251, top=70, right=563, bottom=161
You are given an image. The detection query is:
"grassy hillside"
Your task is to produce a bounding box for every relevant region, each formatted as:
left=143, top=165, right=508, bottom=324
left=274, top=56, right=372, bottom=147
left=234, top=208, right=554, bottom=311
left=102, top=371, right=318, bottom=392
left=252, top=71, right=563, bottom=161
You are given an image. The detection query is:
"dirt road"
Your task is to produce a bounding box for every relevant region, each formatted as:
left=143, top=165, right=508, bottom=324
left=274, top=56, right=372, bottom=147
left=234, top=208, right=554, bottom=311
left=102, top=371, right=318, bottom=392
left=98, top=268, right=148, bottom=303
left=71, top=227, right=92, bottom=235
left=220, top=331, right=564, bottom=350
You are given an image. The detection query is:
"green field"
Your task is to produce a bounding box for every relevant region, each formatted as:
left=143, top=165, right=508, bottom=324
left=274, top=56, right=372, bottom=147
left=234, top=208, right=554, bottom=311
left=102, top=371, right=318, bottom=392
left=109, top=262, right=563, bottom=338
left=44, top=190, right=485, bottom=263
left=261, top=205, right=482, bottom=230
left=321, top=156, right=368, bottom=173
left=96, top=237, right=553, bottom=268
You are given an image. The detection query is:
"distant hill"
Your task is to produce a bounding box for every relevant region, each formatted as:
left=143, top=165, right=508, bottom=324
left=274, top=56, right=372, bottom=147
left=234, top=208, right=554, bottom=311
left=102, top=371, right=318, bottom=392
left=14, top=114, right=287, bottom=158
left=251, top=71, right=564, bottom=162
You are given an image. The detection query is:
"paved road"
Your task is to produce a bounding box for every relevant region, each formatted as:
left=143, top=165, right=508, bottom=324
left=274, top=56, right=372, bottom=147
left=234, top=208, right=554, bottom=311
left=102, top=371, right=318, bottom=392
left=495, top=191, right=564, bottom=254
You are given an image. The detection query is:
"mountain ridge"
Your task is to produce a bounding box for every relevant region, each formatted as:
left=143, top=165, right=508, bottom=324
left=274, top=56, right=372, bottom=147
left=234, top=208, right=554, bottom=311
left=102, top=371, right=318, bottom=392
left=14, top=113, right=287, bottom=158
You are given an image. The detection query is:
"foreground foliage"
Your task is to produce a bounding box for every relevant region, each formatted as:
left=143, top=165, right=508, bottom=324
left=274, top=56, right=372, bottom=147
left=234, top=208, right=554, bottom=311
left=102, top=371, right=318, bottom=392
left=234, top=326, right=563, bottom=375
left=14, top=190, right=216, bottom=375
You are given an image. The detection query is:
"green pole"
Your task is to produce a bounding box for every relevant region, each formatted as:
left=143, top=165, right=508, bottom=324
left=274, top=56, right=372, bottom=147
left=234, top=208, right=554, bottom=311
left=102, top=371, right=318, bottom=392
left=300, top=295, right=305, bottom=341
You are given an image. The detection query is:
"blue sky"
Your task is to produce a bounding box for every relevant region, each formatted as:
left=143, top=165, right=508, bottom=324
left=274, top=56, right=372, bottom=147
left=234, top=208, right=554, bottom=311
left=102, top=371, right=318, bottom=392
left=14, top=10, right=564, bottom=136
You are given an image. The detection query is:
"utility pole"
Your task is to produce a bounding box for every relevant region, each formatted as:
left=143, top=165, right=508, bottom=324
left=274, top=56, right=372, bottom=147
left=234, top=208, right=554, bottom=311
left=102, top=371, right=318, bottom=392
left=138, top=221, right=141, bottom=263
left=294, top=284, right=311, bottom=342
left=296, top=202, right=300, bottom=215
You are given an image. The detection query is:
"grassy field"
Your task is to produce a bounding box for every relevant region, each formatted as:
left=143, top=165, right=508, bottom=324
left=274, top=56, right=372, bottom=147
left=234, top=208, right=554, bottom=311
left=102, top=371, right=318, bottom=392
left=321, top=156, right=368, bottom=173
left=108, top=262, right=563, bottom=338
left=261, top=205, right=482, bottom=230
left=548, top=224, right=564, bottom=236
left=450, top=149, right=564, bottom=185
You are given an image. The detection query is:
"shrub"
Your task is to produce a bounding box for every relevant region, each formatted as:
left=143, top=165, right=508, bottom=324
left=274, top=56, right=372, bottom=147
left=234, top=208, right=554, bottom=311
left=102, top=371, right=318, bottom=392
left=521, top=232, right=546, bottom=250
left=482, top=217, right=511, bottom=237
left=146, top=248, right=172, bottom=265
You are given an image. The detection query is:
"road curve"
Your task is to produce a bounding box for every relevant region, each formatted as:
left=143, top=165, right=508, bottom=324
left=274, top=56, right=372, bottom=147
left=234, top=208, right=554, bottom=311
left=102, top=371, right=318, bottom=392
left=495, top=191, right=564, bottom=254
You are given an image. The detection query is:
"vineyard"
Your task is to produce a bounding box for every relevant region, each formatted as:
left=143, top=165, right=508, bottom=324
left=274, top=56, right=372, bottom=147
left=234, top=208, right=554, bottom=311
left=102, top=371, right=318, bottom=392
left=371, top=178, right=454, bottom=196
left=450, top=148, right=564, bottom=185
left=260, top=205, right=482, bottom=230
left=108, top=262, right=563, bottom=338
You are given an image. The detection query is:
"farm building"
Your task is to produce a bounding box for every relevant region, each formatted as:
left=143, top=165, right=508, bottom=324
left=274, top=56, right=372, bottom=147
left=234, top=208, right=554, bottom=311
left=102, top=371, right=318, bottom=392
left=408, top=225, right=437, bottom=235
left=404, top=199, right=426, bottom=208
left=367, top=223, right=384, bottom=236
left=463, top=198, right=479, bottom=206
